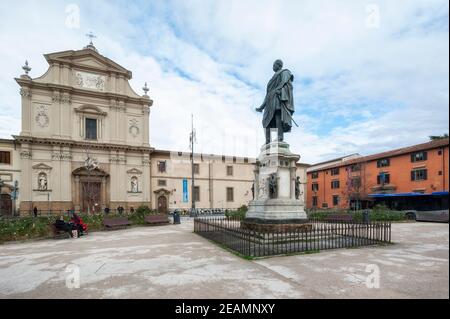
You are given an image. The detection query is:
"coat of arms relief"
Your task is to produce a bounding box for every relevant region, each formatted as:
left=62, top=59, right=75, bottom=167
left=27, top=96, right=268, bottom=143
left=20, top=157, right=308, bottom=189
left=75, top=71, right=105, bottom=91
left=35, top=105, right=49, bottom=128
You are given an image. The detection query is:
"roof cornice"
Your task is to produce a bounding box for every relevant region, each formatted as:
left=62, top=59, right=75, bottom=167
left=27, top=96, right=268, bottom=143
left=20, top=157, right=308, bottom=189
left=14, top=77, right=153, bottom=106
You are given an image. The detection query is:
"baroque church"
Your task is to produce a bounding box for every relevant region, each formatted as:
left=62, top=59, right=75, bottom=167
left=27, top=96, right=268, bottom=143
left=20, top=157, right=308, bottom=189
left=0, top=42, right=309, bottom=215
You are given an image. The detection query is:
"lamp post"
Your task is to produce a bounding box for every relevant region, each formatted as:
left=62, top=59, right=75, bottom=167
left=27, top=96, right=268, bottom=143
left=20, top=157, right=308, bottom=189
left=47, top=192, right=50, bottom=216
left=189, top=114, right=197, bottom=217
left=12, top=180, right=18, bottom=216
left=0, top=178, right=3, bottom=216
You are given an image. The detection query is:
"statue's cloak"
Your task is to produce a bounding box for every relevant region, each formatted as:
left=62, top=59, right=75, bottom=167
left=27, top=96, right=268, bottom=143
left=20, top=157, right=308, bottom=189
left=260, top=69, right=294, bottom=132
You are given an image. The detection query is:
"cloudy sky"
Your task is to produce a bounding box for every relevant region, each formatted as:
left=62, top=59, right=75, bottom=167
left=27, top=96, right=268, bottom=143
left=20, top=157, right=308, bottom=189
left=0, top=0, right=448, bottom=163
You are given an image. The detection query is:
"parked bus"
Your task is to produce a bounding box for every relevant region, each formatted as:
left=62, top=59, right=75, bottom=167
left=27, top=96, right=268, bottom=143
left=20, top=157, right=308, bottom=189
left=368, top=191, right=449, bottom=222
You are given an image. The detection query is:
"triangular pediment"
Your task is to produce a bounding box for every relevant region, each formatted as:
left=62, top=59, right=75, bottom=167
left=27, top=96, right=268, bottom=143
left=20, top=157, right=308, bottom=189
left=127, top=168, right=143, bottom=175
left=32, top=163, right=52, bottom=170
left=44, top=49, right=132, bottom=79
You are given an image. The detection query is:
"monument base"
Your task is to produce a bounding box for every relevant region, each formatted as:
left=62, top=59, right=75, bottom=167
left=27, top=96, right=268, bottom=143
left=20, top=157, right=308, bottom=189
left=241, top=219, right=312, bottom=232
left=247, top=141, right=307, bottom=224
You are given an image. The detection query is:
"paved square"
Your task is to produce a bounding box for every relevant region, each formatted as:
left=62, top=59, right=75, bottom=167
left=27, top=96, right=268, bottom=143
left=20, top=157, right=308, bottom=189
left=0, top=220, right=448, bottom=298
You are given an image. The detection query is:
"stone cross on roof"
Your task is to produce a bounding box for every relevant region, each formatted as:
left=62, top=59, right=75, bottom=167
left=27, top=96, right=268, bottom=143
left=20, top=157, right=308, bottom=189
left=84, top=31, right=98, bottom=52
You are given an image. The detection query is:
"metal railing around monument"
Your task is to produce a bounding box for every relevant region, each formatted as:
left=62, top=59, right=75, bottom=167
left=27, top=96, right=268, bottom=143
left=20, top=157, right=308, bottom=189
left=194, top=217, right=391, bottom=258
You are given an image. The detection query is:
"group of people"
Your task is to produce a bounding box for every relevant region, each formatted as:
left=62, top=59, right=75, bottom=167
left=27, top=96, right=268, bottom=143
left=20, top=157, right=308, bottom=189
left=54, top=212, right=88, bottom=238
left=104, top=206, right=133, bottom=214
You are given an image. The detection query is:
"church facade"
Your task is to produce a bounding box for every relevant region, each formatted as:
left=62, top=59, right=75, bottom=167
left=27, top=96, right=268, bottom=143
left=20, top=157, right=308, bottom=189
left=0, top=44, right=309, bottom=215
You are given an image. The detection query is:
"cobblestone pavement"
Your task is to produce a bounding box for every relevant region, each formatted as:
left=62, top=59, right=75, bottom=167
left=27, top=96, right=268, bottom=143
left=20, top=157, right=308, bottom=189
left=0, top=220, right=448, bottom=298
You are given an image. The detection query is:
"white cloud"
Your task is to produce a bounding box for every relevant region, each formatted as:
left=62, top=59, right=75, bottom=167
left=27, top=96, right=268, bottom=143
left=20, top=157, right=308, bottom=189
left=0, top=0, right=448, bottom=164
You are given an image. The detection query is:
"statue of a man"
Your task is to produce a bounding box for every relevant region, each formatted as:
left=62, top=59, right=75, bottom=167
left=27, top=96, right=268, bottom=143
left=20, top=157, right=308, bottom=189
left=268, top=173, right=277, bottom=199
left=256, top=59, right=295, bottom=144
left=295, top=176, right=301, bottom=200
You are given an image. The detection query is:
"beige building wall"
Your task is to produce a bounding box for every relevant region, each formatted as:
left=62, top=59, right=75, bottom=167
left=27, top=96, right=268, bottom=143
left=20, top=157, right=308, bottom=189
left=2, top=44, right=310, bottom=215
left=0, top=139, right=21, bottom=214
left=150, top=150, right=309, bottom=212
left=13, top=45, right=153, bottom=214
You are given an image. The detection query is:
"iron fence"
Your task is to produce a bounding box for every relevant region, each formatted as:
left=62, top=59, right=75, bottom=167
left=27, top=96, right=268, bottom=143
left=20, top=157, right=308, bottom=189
left=194, top=217, right=391, bottom=257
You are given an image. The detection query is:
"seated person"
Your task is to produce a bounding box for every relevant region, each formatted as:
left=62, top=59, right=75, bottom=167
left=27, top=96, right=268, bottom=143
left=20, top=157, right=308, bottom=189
left=70, top=213, right=88, bottom=236
left=54, top=216, right=72, bottom=233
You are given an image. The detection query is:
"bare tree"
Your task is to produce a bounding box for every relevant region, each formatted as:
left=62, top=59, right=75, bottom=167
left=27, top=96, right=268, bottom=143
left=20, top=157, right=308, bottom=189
left=342, top=162, right=375, bottom=210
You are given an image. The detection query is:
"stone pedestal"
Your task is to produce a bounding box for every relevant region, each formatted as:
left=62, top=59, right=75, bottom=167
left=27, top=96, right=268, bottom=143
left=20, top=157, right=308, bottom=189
left=244, top=141, right=308, bottom=230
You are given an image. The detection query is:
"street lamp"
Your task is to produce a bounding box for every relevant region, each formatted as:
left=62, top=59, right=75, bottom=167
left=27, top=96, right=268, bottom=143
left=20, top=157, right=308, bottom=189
left=0, top=178, right=3, bottom=216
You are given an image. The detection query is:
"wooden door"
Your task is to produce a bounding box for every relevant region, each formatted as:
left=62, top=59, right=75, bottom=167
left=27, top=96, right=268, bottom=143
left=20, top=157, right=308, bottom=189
left=0, top=194, right=12, bottom=216
left=82, top=182, right=101, bottom=213
left=157, top=195, right=168, bottom=214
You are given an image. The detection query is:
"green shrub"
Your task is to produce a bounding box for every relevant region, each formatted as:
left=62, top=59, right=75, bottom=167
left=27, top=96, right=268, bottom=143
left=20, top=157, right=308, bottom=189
left=225, top=205, right=247, bottom=219
left=128, top=205, right=153, bottom=225
left=307, top=207, right=407, bottom=222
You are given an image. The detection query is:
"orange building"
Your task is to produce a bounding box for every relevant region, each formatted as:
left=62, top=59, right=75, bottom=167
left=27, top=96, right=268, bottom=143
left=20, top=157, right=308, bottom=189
left=306, top=138, right=449, bottom=209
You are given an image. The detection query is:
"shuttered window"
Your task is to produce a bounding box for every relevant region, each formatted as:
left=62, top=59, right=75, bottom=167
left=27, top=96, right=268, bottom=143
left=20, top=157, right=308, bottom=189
left=0, top=151, right=11, bottom=164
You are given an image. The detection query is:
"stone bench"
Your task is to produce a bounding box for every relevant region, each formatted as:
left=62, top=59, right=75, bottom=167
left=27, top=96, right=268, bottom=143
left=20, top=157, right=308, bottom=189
left=145, top=214, right=170, bottom=226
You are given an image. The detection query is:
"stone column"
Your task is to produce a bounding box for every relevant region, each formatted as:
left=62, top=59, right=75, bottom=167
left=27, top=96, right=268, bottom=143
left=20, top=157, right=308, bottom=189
left=143, top=106, right=150, bottom=147
left=19, top=86, right=32, bottom=136
left=74, top=175, right=80, bottom=211
left=19, top=144, right=32, bottom=213
left=101, top=176, right=107, bottom=210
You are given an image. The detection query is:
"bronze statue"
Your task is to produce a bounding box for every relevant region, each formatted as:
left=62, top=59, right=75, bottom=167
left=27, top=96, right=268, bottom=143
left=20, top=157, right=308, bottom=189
left=268, top=173, right=277, bottom=199
left=295, top=176, right=301, bottom=200
left=255, top=59, right=296, bottom=144
left=251, top=182, right=255, bottom=199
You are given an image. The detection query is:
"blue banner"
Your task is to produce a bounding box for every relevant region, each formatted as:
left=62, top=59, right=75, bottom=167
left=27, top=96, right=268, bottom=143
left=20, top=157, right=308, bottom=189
left=182, top=179, right=188, bottom=202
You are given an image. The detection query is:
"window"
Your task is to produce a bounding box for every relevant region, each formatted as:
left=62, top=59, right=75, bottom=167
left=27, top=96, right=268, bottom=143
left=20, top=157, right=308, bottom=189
left=350, top=177, right=361, bottom=188
left=157, top=161, right=166, bottom=173
left=85, top=118, right=97, bottom=140
left=157, top=179, right=167, bottom=187
left=226, top=187, right=234, bottom=202
left=411, top=169, right=427, bottom=181
left=438, top=150, right=443, bottom=155
left=377, top=173, right=390, bottom=185
left=330, top=168, right=339, bottom=176
left=194, top=186, right=200, bottom=202
left=331, top=180, right=340, bottom=189
left=193, top=163, right=200, bottom=175
left=411, top=151, right=427, bottom=162
left=311, top=172, right=319, bottom=179
left=377, top=158, right=390, bottom=168
left=226, top=166, right=233, bottom=176
left=312, top=196, right=318, bottom=207
left=322, top=203, right=328, bottom=208
left=332, top=195, right=339, bottom=206
left=0, top=151, right=11, bottom=164
left=350, top=164, right=361, bottom=172
left=439, top=171, right=443, bottom=176
left=312, top=183, right=319, bottom=192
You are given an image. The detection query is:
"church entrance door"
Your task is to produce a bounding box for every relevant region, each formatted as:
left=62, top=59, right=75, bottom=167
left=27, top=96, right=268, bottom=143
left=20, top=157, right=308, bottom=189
left=0, top=194, right=12, bottom=216
left=82, top=182, right=101, bottom=213
left=157, top=195, right=168, bottom=214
